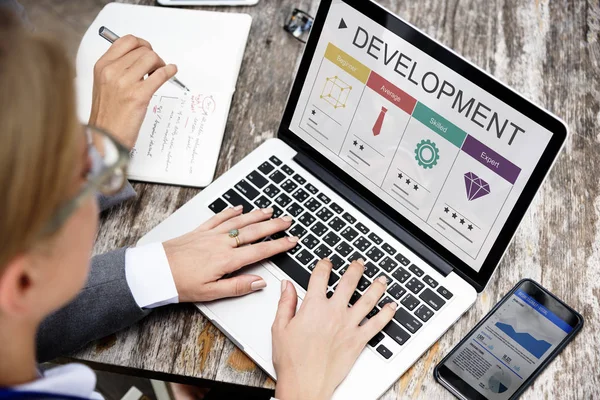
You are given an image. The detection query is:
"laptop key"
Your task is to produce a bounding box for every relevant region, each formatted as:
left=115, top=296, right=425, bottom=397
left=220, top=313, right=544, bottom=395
left=288, top=244, right=301, bottom=255
left=419, top=288, right=446, bottom=311
left=270, top=253, right=310, bottom=290
left=330, top=202, right=344, bottom=214
left=376, top=345, right=393, bottom=359
left=208, top=198, right=228, bottom=213
left=275, top=193, right=292, bottom=208
left=247, top=171, right=268, bottom=188
left=295, top=250, right=315, bottom=266
left=330, top=254, right=345, bottom=270
left=328, top=216, right=346, bottom=231
left=353, top=237, right=372, bottom=252
left=364, top=262, right=380, bottom=278
left=437, top=286, right=454, bottom=300
left=269, top=156, right=282, bottom=166
left=357, top=276, right=371, bottom=292
left=292, top=188, right=309, bottom=203
left=235, top=179, right=259, bottom=200
left=281, top=179, right=298, bottom=193
left=383, top=321, right=411, bottom=346
left=392, top=267, right=411, bottom=283
left=281, top=164, right=294, bottom=175
left=401, top=294, right=420, bottom=311
left=409, top=264, right=424, bottom=277
left=367, top=307, right=379, bottom=319
left=289, top=224, right=307, bottom=238
left=415, top=305, right=434, bottom=322
left=388, top=283, right=407, bottom=300
left=305, top=198, right=322, bottom=212
left=339, top=266, right=348, bottom=275
left=314, top=244, right=332, bottom=259
left=342, top=212, right=357, bottom=224
left=272, top=206, right=283, bottom=218
left=378, top=296, right=395, bottom=308
left=368, top=232, right=383, bottom=245
left=298, top=212, right=316, bottom=227
left=341, top=226, right=359, bottom=242
left=335, top=241, right=353, bottom=257
left=302, top=234, right=319, bottom=249
left=223, top=189, right=253, bottom=213
left=375, top=272, right=393, bottom=285
left=328, top=272, right=341, bottom=287
left=293, top=174, right=306, bottom=185
left=316, top=207, right=334, bottom=222
left=349, top=251, right=365, bottom=263
left=326, top=290, right=334, bottom=299
left=264, top=184, right=280, bottom=198
left=423, top=275, right=438, bottom=288
left=366, top=247, right=384, bottom=263
left=349, top=291, right=362, bottom=305
left=317, top=193, right=331, bottom=204
left=258, top=161, right=274, bottom=175
left=379, top=256, right=398, bottom=273
left=393, top=308, right=423, bottom=333
left=382, top=243, right=397, bottom=256
left=323, top=232, right=341, bottom=246
left=254, top=195, right=271, bottom=209
left=356, top=222, right=369, bottom=234
left=305, top=183, right=319, bottom=194
left=395, top=253, right=411, bottom=266
left=286, top=202, right=304, bottom=217
left=308, top=259, right=319, bottom=271
left=368, top=332, right=384, bottom=347
left=269, top=170, right=286, bottom=184
left=310, top=221, right=328, bottom=237
left=406, top=278, right=425, bottom=294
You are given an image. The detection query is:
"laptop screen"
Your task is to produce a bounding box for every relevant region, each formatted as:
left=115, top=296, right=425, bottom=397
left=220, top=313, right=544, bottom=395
left=288, top=0, right=556, bottom=273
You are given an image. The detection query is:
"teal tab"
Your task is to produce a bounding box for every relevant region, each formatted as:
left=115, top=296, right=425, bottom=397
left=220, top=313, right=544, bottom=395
left=412, top=102, right=467, bottom=148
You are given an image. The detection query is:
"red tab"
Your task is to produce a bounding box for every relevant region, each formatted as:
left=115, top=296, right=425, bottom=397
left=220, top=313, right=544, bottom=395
left=366, top=72, right=417, bottom=115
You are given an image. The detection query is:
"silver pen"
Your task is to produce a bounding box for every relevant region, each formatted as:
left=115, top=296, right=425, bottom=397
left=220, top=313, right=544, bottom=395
left=98, top=26, right=190, bottom=92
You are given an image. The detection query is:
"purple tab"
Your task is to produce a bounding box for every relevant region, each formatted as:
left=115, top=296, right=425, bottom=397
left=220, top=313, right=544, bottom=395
left=461, top=135, right=521, bottom=184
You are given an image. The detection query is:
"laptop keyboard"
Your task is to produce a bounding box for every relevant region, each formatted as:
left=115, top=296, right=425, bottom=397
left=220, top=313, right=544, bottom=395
left=208, top=155, right=454, bottom=361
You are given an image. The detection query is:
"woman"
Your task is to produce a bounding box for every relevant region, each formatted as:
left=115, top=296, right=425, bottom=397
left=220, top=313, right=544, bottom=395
left=0, top=8, right=396, bottom=399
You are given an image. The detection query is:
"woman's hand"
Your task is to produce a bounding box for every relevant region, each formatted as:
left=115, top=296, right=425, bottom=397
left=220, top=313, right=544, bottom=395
left=89, top=35, right=177, bottom=148
left=272, top=259, right=397, bottom=400
left=163, top=206, right=298, bottom=303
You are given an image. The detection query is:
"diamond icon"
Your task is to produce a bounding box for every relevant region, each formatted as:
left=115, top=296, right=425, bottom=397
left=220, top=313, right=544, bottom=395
left=464, top=172, right=491, bottom=201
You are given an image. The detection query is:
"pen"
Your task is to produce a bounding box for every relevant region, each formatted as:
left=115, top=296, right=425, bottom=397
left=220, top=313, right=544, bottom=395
left=98, top=26, right=190, bottom=92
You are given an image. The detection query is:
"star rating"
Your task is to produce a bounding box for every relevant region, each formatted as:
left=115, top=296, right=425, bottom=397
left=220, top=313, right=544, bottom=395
left=468, top=224, right=473, bottom=231
left=444, top=207, right=449, bottom=213
left=311, top=109, right=316, bottom=115
left=452, top=213, right=457, bottom=219
left=413, top=184, right=419, bottom=191
left=353, top=140, right=358, bottom=146
left=406, top=179, right=411, bottom=184
left=359, top=145, right=364, bottom=151
left=397, top=173, right=403, bottom=179
left=460, top=218, right=465, bottom=224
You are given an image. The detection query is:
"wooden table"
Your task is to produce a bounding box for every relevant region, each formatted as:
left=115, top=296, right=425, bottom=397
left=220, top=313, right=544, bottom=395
left=74, top=0, right=600, bottom=398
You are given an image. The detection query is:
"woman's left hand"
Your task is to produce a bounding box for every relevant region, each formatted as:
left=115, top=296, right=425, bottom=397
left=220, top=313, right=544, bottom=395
left=162, top=206, right=298, bottom=303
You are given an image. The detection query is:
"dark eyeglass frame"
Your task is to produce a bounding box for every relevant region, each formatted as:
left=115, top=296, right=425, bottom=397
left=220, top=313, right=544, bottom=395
left=283, top=8, right=314, bottom=43
left=40, top=125, right=131, bottom=237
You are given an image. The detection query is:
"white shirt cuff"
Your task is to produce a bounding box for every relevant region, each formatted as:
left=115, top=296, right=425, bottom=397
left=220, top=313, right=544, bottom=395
left=125, top=243, right=179, bottom=309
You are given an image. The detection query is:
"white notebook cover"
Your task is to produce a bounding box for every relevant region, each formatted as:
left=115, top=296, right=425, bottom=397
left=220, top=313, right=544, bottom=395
left=76, top=2, right=252, bottom=187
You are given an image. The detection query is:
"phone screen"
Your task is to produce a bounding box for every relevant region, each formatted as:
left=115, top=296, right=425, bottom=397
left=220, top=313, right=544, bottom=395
left=438, top=281, right=579, bottom=399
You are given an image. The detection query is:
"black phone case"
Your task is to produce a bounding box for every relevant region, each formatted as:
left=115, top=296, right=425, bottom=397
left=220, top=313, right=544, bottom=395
left=433, top=278, right=584, bottom=400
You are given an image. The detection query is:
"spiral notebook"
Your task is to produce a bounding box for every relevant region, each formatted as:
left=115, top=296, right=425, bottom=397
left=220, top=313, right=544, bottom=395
left=75, top=2, right=252, bottom=187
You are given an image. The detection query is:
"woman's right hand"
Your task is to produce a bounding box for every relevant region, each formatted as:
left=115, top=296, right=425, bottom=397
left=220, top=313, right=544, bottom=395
left=271, top=259, right=397, bottom=400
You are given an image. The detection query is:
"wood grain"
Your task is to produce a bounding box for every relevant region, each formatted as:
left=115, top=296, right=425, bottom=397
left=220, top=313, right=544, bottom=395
left=28, top=0, right=599, bottom=398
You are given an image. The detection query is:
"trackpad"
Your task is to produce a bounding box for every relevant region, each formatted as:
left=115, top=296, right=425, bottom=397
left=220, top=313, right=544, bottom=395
left=202, top=263, right=294, bottom=367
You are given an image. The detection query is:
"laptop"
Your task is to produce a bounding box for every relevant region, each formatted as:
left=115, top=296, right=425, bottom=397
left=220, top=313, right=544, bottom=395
left=138, top=0, right=567, bottom=398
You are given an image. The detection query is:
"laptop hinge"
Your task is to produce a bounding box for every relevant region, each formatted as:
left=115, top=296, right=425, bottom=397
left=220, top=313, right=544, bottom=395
left=294, top=152, right=454, bottom=277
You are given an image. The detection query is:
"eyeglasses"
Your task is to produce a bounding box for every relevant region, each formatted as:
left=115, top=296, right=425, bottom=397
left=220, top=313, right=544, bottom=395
left=40, top=125, right=130, bottom=237
left=283, top=8, right=314, bottom=43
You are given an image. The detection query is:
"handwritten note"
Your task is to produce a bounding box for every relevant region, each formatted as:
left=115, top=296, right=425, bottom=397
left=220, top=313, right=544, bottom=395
left=128, top=91, right=228, bottom=184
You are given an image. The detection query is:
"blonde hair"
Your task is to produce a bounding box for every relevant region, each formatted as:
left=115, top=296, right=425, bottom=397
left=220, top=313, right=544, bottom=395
left=0, top=10, right=80, bottom=268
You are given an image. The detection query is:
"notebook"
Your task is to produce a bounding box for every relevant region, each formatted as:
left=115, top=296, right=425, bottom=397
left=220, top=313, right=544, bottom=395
left=75, top=2, right=252, bottom=187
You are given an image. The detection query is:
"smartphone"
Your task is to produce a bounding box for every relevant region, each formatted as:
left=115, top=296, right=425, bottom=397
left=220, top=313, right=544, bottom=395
left=434, top=279, right=583, bottom=400
left=157, top=0, right=259, bottom=6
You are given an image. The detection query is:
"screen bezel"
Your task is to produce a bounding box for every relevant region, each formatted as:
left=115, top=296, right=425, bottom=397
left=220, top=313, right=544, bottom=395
left=278, top=0, right=567, bottom=291
left=434, top=279, right=583, bottom=400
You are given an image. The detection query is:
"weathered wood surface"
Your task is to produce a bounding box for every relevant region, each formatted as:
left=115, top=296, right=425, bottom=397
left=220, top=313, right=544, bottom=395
left=23, top=0, right=600, bottom=398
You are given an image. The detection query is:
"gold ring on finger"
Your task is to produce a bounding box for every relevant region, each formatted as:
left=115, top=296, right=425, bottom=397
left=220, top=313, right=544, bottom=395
left=228, top=229, right=241, bottom=247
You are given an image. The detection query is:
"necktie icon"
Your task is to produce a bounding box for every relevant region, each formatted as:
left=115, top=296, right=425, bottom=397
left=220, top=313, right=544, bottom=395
left=372, top=106, right=387, bottom=136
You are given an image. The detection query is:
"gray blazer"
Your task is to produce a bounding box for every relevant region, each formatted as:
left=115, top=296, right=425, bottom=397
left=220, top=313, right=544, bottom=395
left=36, top=184, right=151, bottom=362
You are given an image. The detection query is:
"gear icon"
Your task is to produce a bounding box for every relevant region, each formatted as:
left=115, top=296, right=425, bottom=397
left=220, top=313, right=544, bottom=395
left=414, top=139, right=440, bottom=169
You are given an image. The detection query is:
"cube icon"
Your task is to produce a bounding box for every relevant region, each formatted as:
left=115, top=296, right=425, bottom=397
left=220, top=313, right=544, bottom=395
left=320, top=76, right=352, bottom=109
